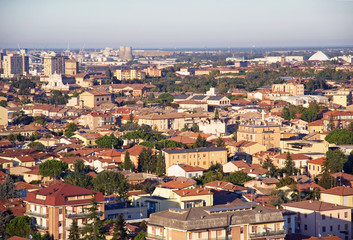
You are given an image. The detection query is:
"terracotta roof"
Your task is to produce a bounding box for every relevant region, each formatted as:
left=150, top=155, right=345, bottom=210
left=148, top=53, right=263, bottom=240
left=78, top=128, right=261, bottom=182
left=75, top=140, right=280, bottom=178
left=307, top=119, right=324, bottom=126
left=123, top=145, right=151, bottom=156
left=331, top=172, right=353, bottom=181
left=283, top=200, right=351, bottom=211
left=173, top=188, right=212, bottom=197
left=15, top=181, right=41, bottom=191
left=303, top=236, right=342, bottom=240
left=16, top=156, right=36, bottom=162
left=307, top=157, right=325, bottom=165
left=276, top=153, right=310, bottom=160
left=321, top=186, right=353, bottom=196
left=159, top=180, right=195, bottom=190
left=24, top=182, right=105, bottom=206
left=168, top=136, right=195, bottom=145
left=228, top=160, right=249, bottom=169
left=296, top=182, right=324, bottom=192
left=176, top=164, right=205, bottom=172
left=204, top=181, right=247, bottom=192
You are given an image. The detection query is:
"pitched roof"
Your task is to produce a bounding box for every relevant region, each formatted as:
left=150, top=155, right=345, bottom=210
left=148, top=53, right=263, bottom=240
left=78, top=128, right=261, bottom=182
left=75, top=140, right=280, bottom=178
left=158, top=180, right=195, bottom=190
left=283, top=200, right=351, bottom=211
left=276, top=153, right=310, bottom=160
left=163, top=147, right=226, bottom=154
left=173, top=188, right=212, bottom=197
left=307, top=157, right=325, bottom=165
left=24, top=182, right=104, bottom=206
left=321, top=186, right=353, bottom=196
left=176, top=164, right=206, bottom=172
left=204, top=180, right=247, bottom=192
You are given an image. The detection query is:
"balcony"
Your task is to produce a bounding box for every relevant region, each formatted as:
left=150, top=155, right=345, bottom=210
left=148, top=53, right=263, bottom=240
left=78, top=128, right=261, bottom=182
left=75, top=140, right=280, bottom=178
left=249, top=229, right=286, bottom=238
left=66, top=212, right=90, bottom=218
left=146, top=233, right=165, bottom=240
left=26, top=211, right=48, bottom=218
left=35, top=224, right=48, bottom=231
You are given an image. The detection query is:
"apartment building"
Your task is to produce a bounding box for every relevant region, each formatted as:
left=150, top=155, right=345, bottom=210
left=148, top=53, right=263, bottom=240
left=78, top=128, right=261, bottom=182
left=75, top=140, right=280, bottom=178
left=115, top=69, right=146, bottom=81
left=2, top=53, right=29, bottom=78
left=77, top=112, right=115, bottom=130
left=321, top=186, right=353, bottom=208
left=323, top=111, right=353, bottom=131
left=307, top=157, right=325, bottom=178
left=147, top=202, right=285, bottom=240
left=283, top=200, right=352, bottom=240
left=272, top=83, right=305, bottom=96
left=163, top=147, right=227, bottom=170
left=24, top=182, right=105, bottom=240
left=138, top=112, right=207, bottom=131
left=44, top=55, right=66, bottom=76
left=79, top=90, right=112, bottom=108
left=237, top=121, right=281, bottom=149
left=143, top=66, right=163, bottom=77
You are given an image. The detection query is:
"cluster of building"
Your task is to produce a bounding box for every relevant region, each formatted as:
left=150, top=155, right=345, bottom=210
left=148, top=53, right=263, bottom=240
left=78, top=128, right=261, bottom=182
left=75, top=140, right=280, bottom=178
left=1, top=48, right=353, bottom=240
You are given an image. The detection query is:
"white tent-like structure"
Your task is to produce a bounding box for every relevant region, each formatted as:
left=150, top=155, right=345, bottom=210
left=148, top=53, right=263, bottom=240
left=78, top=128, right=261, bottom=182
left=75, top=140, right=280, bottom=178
left=308, top=51, right=330, bottom=61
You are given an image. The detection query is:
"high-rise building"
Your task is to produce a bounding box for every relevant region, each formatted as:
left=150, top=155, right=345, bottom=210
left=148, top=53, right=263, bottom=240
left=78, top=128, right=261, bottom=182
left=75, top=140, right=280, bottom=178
left=65, top=57, right=79, bottom=75
left=115, top=69, right=145, bottom=80
left=119, top=46, right=133, bottom=60
left=2, top=53, right=29, bottom=78
left=44, top=54, right=66, bottom=76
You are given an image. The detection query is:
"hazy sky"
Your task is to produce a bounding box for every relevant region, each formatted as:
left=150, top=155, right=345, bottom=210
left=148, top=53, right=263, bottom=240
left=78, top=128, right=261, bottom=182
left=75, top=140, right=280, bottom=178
left=0, top=0, right=352, bottom=48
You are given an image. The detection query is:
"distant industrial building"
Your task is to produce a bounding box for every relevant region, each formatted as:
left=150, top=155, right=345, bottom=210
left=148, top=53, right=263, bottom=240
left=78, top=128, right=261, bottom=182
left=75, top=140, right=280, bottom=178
left=119, top=46, right=133, bottom=60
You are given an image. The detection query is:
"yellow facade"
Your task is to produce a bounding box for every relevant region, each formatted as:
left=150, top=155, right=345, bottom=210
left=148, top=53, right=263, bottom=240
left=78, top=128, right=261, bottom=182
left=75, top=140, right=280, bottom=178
left=0, top=106, right=8, bottom=127
left=79, top=91, right=111, bottom=108
left=237, top=124, right=281, bottom=149
left=163, top=148, right=227, bottom=170
left=272, top=83, right=304, bottom=95
left=321, top=192, right=353, bottom=207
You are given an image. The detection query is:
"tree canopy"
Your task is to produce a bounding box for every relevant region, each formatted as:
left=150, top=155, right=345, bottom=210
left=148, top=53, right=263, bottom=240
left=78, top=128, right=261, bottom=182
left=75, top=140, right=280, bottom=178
left=6, top=215, right=33, bottom=238
left=325, top=129, right=353, bottom=145
left=93, top=171, right=129, bottom=200
left=324, top=149, right=347, bottom=173
left=95, top=134, right=123, bottom=149
left=39, top=159, right=68, bottom=179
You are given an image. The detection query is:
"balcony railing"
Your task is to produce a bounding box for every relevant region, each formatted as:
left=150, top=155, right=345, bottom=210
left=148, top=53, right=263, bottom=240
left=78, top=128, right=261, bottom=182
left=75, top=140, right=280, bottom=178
left=66, top=211, right=102, bottom=218
left=146, top=233, right=165, bottom=240
left=249, top=229, right=286, bottom=238
left=35, top=225, right=48, bottom=231
left=26, top=211, right=48, bottom=218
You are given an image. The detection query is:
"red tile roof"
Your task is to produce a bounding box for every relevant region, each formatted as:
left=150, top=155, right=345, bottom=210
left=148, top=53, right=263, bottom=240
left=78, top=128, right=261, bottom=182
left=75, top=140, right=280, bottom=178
left=321, top=186, right=353, bottom=196
left=24, top=182, right=104, bottom=206
left=284, top=200, right=351, bottom=211
left=173, top=188, right=212, bottom=197
left=177, top=164, right=205, bottom=172
left=307, top=157, right=325, bottom=166
left=159, top=180, right=195, bottom=190
left=204, top=180, right=247, bottom=192
left=276, top=153, right=310, bottom=160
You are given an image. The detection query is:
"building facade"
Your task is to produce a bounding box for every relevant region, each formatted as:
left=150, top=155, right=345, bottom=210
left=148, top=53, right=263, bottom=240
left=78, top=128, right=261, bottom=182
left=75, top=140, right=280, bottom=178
left=44, top=55, right=66, bottom=76
left=2, top=53, right=29, bottom=78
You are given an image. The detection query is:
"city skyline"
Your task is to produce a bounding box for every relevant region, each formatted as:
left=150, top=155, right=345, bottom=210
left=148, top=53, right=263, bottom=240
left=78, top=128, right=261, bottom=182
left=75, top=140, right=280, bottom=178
left=1, top=0, right=353, bottom=49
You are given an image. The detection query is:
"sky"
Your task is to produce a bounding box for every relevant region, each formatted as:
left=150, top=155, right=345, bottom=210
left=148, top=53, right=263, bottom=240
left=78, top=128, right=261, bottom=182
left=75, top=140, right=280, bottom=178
left=0, top=0, right=352, bottom=49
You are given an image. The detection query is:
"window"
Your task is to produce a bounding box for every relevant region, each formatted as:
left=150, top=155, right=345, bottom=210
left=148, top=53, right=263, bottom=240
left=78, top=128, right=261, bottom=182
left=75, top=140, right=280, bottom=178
left=189, top=232, right=192, bottom=239
left=217, top=230, right=222, bottom=236
left=304, top=225, right=307, bottom=230
left=330, top=226, right=333, bottom=231
left=338, top=225, right=341, bottom=230
left=198, top=232, right=202, bottom=238
left=240, top=227, right=243, bottom=234
left=345, top=212, right=348, bottom=218
left=322, top=226, right=326, bottom=232
left=330, top=213, right=332, bottom=219
left=345, top=224, right=348, bottom=230
left=304, top=213, right=307, bottom=218
left=97, top=98, right=99, bottom=101
left=288, top=217, right=291, bottom=223
left=322, top=215, right=325, bottom=220
left=338, top=213, right=340, bottom=219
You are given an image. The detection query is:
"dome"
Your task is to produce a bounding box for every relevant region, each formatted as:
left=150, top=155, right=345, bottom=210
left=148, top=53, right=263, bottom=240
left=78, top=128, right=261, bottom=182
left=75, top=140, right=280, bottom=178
left=308, top=51, right=330, bottom=61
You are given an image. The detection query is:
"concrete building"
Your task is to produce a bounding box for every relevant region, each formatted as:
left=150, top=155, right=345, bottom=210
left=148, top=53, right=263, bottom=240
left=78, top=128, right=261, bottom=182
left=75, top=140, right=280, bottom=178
left=119, top=46, right=133, bottom=60
left=115, top=69, right=146, bottom=81
left=147, top=202, right=285, bottom=240
left=332, top=89, right=352, bottom=107
left=323, top=111, right=353, bottom=131
left=237, top=121, right=281, bottom=149
left=44, top=55, right=66, bottom=76
left=79, top=90, right=112, bottom=108
left=272, top=83, right=305, bottom=96
left=321, top=186, right=353, bottom=208
left=24, top=182, right=105, bottom=240
left=199, top=119, right=227, bottom=136
left=163, top=147, right=228, bottom=170
left=283, top=200, right=352, bottom=240
left=307, top=157, right=325, bottom=178
left=0, top=106, right=8, bottom=127
left=65, top=57, right=79, bottom=75
left=2, top=53, right=29, bottom=78
left=167, top=164, right=205, bottom=178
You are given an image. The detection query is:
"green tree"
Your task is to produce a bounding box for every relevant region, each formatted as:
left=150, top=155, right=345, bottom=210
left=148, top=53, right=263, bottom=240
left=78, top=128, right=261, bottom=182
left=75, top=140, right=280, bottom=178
left=270, top=190, right=290, bottom=207
left=158, top=93, right=174, bottom=103
left=215, top=137, right=225, bottom=148
left=300, top=109, right=318, bottom=123
left=276, top=176, right=296, bottom=188
left=0, top=209, right=14, bottom=239
left=93, top=171, right=129, bottom=200
left=112, top=214, right=128, bottom=240
left=227, top=171, right=252, bottom=185
left=39, top=159, right=68, bottom=179
left=262, top=157, right=280, bottom=178
left=233, top=122, right=239, bottom=141
left=73, top=159, right=91, bottom=173
left=123, top=151, right=134, bottom=171
left=138, top=148, right=157, bottom=173
left=95, top=134, right=123, bottom=149
left=284, top=152, right=297, bottom=176
left=281, top=107, right=291, bottom=121
left=324, top=149, right=347, bottom=173
left=65, top=173, right=93, bottom=189
left=82, top=198, right=106, bottom=240
left=134, top=230, right=146, bottom=240
left=318, top=171, right=337, bottom=189
left=6, top=215, right=33, bottom=238
left=65, top=123, right=78, bottom=138
left=155, top=151, right=165, bottom=177
left=68, top=219, right=80, bottom=240
left=0, top=175, right=18, bottom=199
left=214, top=109, right=219, bottom=119
left=190, top=123, right=199, bottom=132
left=193, top=134, right=206, bottom=148
left=325, top=129, right=353, bottom=145
left=28, top=141, right=45, bottom=151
